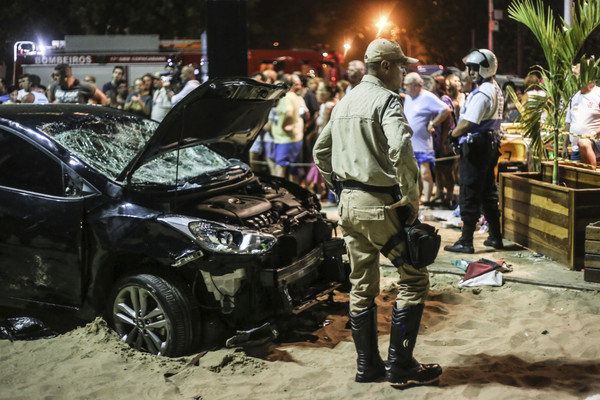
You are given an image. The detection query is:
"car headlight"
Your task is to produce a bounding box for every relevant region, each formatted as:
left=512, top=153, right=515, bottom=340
left=189, top=219, right=276, bottom=255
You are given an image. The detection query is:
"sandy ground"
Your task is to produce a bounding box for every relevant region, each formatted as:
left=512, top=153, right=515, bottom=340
left=2, top=268, right=600, bottom=400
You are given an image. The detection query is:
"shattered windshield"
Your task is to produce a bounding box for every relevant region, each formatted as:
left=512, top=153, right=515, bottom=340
left=132, top=146, right=231, bottom=185
left=36, top=113, right=232, bottom=185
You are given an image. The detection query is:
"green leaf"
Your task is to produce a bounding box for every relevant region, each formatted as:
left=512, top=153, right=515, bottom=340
left=508, top=0, right=600, bottom=177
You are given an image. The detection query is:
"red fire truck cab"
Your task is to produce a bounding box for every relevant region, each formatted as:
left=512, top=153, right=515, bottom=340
left=14, top=36, right=344, bottom=89
left=14, top=36, right=204, bottom=89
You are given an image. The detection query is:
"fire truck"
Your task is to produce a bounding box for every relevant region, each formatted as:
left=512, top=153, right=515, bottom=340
left=13, top=35, right=343, bottom=88
left=13, top=35, right=205, bottom=88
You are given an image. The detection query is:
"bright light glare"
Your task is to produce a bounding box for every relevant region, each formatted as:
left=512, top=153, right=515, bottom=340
left=376, top=17, right=388, bottom=37
left=343, top=42, right=351, bottom=57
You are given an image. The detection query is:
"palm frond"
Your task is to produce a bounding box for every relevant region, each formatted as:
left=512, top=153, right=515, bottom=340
left=509, top=0, right=600, bottom=179
left=564, top=1, right=600, bottom=61
left=508, top=1, right=562, bottom=73
left=506, top=85, right=548, bottom=159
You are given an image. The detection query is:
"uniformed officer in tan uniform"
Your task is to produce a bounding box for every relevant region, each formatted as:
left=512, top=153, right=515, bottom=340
left=313, top=38, right=442, bottom=387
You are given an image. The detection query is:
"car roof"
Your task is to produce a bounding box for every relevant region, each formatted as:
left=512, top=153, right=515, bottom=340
left=0, top=103, right=126, bottom=125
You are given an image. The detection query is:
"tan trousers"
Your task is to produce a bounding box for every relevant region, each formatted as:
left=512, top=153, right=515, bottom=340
left=337, top=189, right=430, bottom=314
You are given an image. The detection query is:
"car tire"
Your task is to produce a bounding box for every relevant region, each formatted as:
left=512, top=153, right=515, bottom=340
left=107, top=273, right=199, bottom=357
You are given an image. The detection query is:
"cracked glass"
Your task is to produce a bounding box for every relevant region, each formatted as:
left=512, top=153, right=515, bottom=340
left=35, top=114, right=232, bottom=186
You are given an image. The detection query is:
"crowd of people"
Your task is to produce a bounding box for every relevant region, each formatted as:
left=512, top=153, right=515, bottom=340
left=0, top=56, right=481, bottom=209
left=0, top=62, right=202, bottom=123
left=246, top=55, right=479, bottom=211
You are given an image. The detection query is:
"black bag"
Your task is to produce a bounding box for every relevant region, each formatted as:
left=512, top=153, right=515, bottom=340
left=404, top=222, right=441, bottom=269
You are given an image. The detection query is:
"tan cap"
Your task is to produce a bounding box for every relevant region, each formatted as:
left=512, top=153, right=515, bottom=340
left=364, top=38, right=418, bottom=64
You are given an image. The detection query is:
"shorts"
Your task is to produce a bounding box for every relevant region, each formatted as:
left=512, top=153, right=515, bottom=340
left=250, top=131, right=276, bottom=160
left=572, top=140, right=600, bottom=161
left=264, top=141, right=276, bottom=160
left=414, top=151, right=436, bottom=168
left=274, top=141, right=303, bottom=174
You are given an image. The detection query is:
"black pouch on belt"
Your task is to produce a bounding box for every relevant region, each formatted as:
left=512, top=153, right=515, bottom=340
left=403, top=221, right=441, bottom=269
left=381, top=205, right=441, bottom=269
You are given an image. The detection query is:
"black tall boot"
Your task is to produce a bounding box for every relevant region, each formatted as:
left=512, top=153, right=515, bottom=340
left=444, top=221, right=476, bottom=253
left=484, top=217, right=504, bottom=249
left=349, top=304, right=386, bottom=382
left=385, top=304, right=442, bottom=387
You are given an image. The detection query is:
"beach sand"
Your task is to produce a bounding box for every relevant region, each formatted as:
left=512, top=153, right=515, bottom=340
left=2, top=270, right=600, bottom=400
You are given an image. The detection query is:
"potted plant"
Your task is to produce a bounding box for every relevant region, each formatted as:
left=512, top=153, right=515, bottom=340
left=499, top=0, right=600, bottom=269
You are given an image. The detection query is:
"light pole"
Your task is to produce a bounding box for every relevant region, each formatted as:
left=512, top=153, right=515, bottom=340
left=488, top=0, right=494, bottom=51
left=564, top=0, right=573, bottom=26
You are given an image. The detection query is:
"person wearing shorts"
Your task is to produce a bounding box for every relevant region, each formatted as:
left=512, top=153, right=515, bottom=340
left=403, top=72, right=451, bottom=204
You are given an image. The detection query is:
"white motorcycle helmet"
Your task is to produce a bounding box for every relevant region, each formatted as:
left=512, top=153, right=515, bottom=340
left=463, top=49, right=498, bottom=79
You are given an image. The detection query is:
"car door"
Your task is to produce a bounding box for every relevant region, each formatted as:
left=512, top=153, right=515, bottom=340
left=0, top=128, right=87, bottom=308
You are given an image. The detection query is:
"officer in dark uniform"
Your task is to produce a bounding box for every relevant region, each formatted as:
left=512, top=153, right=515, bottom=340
left=445, top=49, right=505, bottom=254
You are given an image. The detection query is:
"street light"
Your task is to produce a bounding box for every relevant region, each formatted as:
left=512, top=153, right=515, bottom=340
left=376, top=17, right=388, bottom=37
left=343, top=42, right=351, bottom=57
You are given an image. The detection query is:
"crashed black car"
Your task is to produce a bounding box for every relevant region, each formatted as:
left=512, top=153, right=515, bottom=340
left=0, top=77, right=348, bottom=356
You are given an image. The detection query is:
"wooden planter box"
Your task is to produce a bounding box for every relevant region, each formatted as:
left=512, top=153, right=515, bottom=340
left=585, top=221, right=600, bottom=282
left=499, top=162, right=600, bottom=270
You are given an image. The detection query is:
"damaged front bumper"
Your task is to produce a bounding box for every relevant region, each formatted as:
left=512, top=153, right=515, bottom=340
left=260, top=238, right=347, bottom=314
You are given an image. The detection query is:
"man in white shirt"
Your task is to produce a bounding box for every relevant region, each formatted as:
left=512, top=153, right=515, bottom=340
left=20, top=74, right=49, bottom=104
left=171, top=65, right=201, bottom=106
left=403, top=72, right=451, bottom=204
left=564, top=82, right=600, bottom=166
left=151, top=73, right=172, bottom=121
left=17, top=75, right=28, bottom=102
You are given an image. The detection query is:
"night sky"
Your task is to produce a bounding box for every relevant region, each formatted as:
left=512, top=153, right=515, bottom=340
left=1, top=0, right=597, bottom=78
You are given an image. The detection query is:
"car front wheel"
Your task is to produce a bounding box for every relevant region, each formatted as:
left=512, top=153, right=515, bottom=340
left=107, top=273, right=198, bottom=357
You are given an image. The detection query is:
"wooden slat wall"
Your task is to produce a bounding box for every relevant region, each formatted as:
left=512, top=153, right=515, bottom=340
left=501, top=169, right=600, bottom=270
left=541, top=162, right=600, bottom=188
left=585, top=222, right=600, bottom=282
left=501, top=173, right=571, bottom=266
left=574, top=192, right=600, bottom=269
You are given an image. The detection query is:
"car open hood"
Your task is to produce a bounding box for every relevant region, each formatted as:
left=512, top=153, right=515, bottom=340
left=117, top=77, right=286, bottom=183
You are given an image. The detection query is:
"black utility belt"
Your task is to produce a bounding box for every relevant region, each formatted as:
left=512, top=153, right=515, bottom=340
left=341, top=180, right=400, bottom=195
left=473, top=130, right=499, bottom=137
left=464, top=131, right=493, bottom=143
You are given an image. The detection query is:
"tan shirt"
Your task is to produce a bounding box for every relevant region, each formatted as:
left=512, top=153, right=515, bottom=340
left=313, top=75, right=419, bottom=204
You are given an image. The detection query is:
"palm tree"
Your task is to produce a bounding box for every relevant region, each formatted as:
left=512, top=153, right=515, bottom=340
left=508, top=0, right=600, bottom=184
